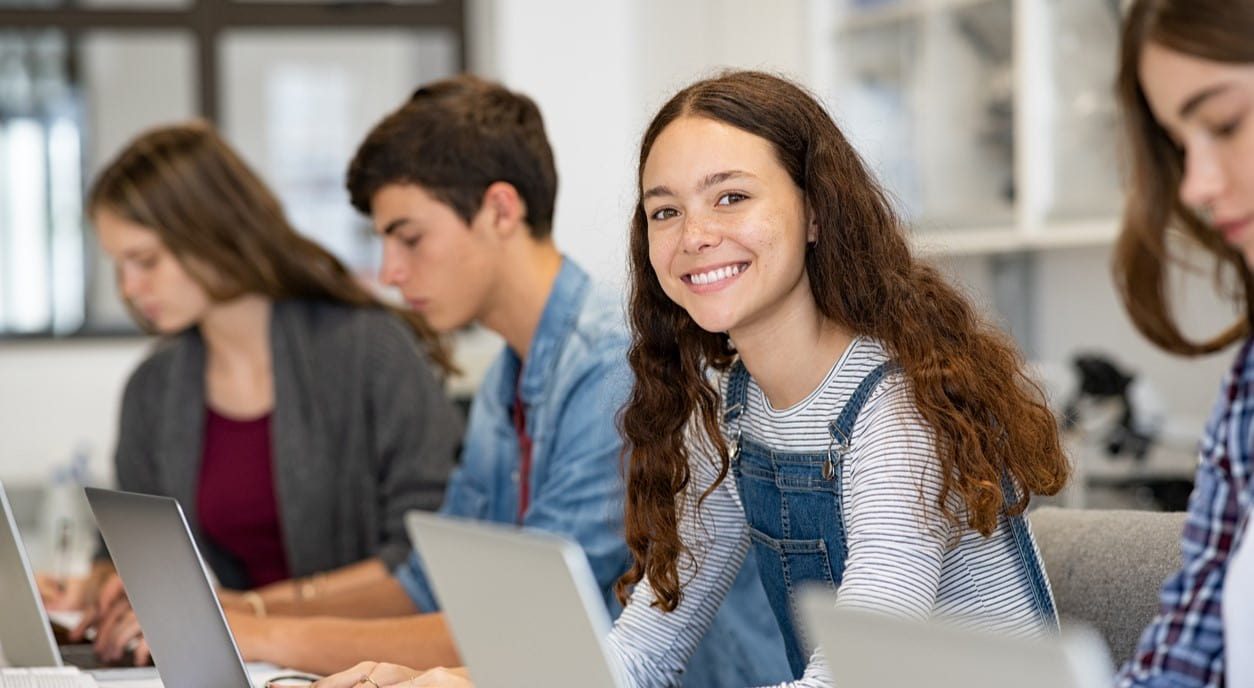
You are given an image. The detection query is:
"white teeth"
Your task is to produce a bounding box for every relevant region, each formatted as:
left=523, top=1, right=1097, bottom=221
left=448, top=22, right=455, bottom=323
left=690, top=263, right=744, bottom=285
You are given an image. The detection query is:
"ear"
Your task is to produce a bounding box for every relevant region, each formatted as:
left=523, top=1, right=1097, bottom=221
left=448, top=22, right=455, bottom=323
left=806, top=208, right=820, bottom=245
left=478, top=181, right=528, bottom=238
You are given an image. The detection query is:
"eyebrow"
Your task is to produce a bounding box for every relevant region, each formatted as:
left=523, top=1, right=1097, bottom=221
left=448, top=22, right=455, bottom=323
left=1179, top=83, right=1235, bottom=120
left=642, top=170, right=752, bottom=202
left=121, top=249, right=155, bottom=261
left=379, top=217, right=410, bottom=236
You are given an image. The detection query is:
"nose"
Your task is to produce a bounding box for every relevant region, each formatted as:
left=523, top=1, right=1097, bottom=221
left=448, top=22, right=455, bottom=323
left=378, top=241, right=408, bottom=286
left=679, top=214, right=722, bottom=254
left=1178, top=141, right=1227, bottom=214
left=117, top=265, right=143, bottom=300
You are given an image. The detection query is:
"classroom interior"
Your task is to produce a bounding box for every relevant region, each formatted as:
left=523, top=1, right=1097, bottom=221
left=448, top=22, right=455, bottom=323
left=0, top=0, right=1241, bottom=682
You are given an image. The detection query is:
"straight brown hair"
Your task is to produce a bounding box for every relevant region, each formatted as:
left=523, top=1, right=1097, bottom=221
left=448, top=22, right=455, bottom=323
left=89, top=120, right=454, bottom=373
left=1114, top=0, right=1254, bottom=355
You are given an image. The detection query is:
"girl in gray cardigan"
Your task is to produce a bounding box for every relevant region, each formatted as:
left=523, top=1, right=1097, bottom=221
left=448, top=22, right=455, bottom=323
left=52, top=121, right=461, bottom=665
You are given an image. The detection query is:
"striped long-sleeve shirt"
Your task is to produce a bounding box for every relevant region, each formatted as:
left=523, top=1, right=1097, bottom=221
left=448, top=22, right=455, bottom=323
left=606, top=338, right=1054, bottom=687
left=1117, top=337, right=1254, bottom=688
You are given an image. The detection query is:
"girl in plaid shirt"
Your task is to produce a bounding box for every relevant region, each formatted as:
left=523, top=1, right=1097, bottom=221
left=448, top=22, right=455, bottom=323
left=1114, top=2, right=1254, bottom=686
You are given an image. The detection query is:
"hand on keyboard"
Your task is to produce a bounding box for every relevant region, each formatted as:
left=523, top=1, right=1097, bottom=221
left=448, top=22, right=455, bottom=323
left=72, top=574, right=152, bottom=666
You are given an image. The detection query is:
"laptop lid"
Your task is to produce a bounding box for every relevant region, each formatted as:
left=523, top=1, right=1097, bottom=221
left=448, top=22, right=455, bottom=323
left=0, top=480, right=63, bottom=668
left=404, top=511, right=626, bottom=688
left=84, top=487, right=251, bottom=688
left=798, top=588, right=1113, bottom=688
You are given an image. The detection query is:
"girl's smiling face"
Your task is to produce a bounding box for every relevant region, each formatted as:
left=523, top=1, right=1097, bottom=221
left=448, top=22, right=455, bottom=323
left=642, top=116, right=817, bottom=338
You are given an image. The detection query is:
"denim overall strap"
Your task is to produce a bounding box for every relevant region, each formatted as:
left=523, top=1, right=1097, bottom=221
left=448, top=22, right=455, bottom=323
left=723, top=359, right=897, bottom=677
left=999, top=473, right=1060, bottom=631
left=723, top=361, right=751, bottom=464
left=827, top=362, right=898, bottom=455
left=723, top=361, right=751, bottom=425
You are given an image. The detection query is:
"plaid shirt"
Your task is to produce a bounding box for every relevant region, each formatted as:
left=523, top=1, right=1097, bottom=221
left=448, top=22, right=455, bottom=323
left=1117, top=338, right=1254, bottom=688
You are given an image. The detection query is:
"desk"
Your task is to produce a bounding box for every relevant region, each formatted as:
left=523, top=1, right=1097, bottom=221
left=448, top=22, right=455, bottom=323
left=0, top=663, right=296, bottom=687
left=90, top=663, right=294, bottom=687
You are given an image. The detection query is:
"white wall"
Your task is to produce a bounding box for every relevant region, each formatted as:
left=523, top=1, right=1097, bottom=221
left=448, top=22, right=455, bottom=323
left=0, top=339, right=150, bottom=484
left=472, top=0, right=814, bottom=287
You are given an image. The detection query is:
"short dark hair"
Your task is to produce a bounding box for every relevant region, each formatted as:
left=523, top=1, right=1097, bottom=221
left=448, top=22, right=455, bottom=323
left=347, top=74, right=559, bottom=239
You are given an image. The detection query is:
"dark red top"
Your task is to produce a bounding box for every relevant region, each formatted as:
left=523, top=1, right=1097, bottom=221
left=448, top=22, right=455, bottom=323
left=196, top=407, right=290, bottom=588
left=513, top=377, right=533, bottom=525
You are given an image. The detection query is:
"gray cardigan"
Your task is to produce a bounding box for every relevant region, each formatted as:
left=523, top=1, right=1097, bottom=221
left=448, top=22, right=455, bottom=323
left=110, top=300, right=462, bottom=589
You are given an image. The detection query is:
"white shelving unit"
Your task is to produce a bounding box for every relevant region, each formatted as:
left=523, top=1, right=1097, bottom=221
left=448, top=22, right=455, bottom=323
left=825, top=0, right=1125, bottom=257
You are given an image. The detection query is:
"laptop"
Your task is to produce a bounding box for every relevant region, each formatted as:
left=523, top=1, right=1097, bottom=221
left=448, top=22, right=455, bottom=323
left=0, top=479, right=128, bottom=674
left=798, top=588, right=1114, bottom=688
left=0, top=480, right=65, bottom=669
left=404, top=512, right=628, bottom=688
left=83, top=487, right=257, bottom=688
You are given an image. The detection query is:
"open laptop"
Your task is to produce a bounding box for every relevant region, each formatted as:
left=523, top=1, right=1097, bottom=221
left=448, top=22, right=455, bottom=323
left=798, top=588, right=1114, bottom=688
left=404, top=512, right=628, bottom=688
left=0, top=480, right=66, bottom=669
left=84, top=487, right=264, bottom=688
left=0, top=480, right=129, bottom=674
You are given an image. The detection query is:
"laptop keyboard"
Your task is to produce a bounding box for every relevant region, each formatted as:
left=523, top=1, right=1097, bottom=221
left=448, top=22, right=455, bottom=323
left=0, top=668, right=97, bottom=687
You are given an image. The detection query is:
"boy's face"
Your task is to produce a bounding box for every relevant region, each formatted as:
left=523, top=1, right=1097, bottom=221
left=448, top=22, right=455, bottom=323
left=372, top=183, right=500, bottom=333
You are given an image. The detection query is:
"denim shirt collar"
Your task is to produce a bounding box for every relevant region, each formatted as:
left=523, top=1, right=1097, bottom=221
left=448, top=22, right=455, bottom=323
left=494, top=257, right=590, bottom=407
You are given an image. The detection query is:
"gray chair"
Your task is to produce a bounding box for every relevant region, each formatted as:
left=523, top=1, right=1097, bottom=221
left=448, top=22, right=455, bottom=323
left=1028, top=506, right=1187, bottom=666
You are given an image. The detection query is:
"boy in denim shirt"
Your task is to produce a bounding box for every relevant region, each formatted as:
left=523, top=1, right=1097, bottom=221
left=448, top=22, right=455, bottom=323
left=226, top=75, right=789, bottom=686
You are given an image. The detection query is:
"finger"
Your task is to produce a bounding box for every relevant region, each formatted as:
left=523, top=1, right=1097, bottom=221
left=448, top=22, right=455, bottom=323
left=96, top=575, right=126, bottom=610
left=93, top=601, right=134, bottom=657
left=407, top=667, right=470, bottom=688
left=365, top=664, right=420, bottom=685
left=134, top=638, right=152, bottom=667
left=101, top=613, right=142, bottom=663
left=70, top=606, right=97, bottom=642
left=72, top=595, right=111, bottom=642
left=312, top=661, right=379, bottom=688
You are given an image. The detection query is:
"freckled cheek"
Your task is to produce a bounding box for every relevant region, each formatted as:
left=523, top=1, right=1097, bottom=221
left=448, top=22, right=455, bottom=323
left=646, top=236, right=676, bottom=280
left=733, top=219, right=779, bottom=259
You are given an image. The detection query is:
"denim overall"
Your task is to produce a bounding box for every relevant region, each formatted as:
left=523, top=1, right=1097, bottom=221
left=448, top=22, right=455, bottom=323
left=724, top=360, right=1059, bottom=678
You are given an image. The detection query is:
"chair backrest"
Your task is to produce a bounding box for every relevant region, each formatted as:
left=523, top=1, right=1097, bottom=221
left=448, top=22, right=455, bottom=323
left=1028, top=507, right=1186, bottom=666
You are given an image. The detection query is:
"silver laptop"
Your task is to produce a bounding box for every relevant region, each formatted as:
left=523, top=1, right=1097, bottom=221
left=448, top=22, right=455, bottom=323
left=0, top=481, right=145, bottom=676
left=798, top=588, right=1114, bottom=688
left=84, top=487, right=254, bottom=688
left=405, top=512, right=627, bottom=688
left=0, top=480, right=64, bottom=669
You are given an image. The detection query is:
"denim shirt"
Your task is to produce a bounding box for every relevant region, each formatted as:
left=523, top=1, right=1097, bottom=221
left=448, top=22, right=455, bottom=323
left=396, top=258, right=632, bottom=612
left=395, top=258, right=791, bottom=686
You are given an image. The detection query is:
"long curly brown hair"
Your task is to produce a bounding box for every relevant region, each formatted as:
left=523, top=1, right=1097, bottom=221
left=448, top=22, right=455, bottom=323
left=89, top=120, right=454, bottom=373
left=1113, top=0, right=1254, bottom=355
left=616, top=71, right=1069, bottom=611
